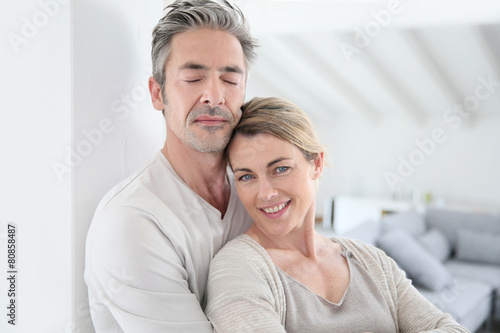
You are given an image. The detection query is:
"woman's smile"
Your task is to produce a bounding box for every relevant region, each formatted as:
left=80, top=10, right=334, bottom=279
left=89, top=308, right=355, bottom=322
left=259, top=200, right=291, bottom=217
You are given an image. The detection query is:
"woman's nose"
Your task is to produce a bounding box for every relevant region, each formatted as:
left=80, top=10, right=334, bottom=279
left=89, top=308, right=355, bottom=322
left=258, top=179, right=278, bottom=202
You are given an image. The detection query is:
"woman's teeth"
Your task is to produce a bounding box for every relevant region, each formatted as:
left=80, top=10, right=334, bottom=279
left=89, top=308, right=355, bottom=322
left=262, top=201, right=288, bottom=214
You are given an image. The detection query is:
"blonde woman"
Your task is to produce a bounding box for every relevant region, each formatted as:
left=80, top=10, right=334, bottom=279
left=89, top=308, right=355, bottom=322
left=205, top=97, right=468, bottom=333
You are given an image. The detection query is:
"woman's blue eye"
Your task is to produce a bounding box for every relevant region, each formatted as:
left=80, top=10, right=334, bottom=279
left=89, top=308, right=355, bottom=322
left=239, top=174, right=253, bottom=181
left=276, top=166, right=289, bottom=173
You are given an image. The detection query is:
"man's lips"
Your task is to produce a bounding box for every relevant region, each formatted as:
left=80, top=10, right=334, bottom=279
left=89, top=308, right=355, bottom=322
left=194, top=116, right=227, bottom=125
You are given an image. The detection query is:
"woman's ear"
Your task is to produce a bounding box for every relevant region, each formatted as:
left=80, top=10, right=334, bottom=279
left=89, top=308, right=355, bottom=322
left=312, top=152, right=324, bottom=180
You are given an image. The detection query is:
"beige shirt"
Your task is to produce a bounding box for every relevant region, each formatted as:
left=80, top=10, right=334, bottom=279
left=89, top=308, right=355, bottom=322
left=277, top=248, right=397, bottom=333
left=205, top=234, right=470, bottom=333
left=85, top=152, right=253, bottom=332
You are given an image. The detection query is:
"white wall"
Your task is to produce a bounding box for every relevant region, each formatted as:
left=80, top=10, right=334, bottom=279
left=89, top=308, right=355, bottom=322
left=314, top=114, right=500, bottom=215
left=1, top=0, right=164, bottom=331
left=72, top=0, right=164, bottom=331
left=0, top=0, right=72, bottom=332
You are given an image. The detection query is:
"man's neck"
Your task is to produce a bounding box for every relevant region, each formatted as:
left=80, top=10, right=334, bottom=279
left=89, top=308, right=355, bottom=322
left=161, top=137, right=230, bottom=217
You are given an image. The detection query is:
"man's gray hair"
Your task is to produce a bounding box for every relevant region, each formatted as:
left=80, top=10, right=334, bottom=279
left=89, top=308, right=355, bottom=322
left=151, top=0, right=258, bottom=90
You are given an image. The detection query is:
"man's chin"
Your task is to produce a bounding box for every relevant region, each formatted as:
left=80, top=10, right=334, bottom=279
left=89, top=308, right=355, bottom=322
left=186, top=137, right=230, bottom=154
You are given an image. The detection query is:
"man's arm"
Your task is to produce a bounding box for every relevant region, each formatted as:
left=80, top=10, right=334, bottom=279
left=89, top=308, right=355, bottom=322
left=85, top=206, right=212, bottom=332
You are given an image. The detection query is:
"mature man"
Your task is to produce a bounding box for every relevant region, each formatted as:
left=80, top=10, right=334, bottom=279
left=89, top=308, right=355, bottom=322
left=85, top=1, right=257, bottom=331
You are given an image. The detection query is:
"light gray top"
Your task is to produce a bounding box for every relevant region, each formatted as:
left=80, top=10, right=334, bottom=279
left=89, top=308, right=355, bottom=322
left=206, top=234, right=470, bottom=333
left=277, top=249, right=397, bottom=333
left=85, top=152, right=253, bottom=332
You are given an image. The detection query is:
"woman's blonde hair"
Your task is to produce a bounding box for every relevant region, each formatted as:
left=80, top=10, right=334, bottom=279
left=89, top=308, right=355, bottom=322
left=229, top=97, right=326, bottom=162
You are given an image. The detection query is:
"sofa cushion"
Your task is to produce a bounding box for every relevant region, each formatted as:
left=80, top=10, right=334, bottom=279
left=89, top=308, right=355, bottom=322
left=455, top=229, right=500, bottom=265
left=341, top=219, right=380, bottom=246
left=377, top=230, right=453, bottom=291
left=417, top=228, right=451, bottom=262
left=380, top=209, right=426, bottom=236
left=417, top=277, right=493, bottom=332
left=426, top=208, right=500, bottom=248
left=445, top=259, right=500, bottom=291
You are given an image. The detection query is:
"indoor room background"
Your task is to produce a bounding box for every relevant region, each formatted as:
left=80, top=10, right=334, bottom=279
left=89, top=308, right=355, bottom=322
left=1, top=0, right=499, bottom=332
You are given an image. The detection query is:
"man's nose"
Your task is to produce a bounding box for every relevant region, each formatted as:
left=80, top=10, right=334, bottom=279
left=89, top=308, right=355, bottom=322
left=200, top=77, right=224, bottom=107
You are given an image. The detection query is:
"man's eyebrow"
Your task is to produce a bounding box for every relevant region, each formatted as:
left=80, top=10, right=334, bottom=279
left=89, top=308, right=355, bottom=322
left=221, top=66, right=244, bottom=75
left=179, top=62, right=208, bottom=71
left=179, top=63, right=244, bottom=75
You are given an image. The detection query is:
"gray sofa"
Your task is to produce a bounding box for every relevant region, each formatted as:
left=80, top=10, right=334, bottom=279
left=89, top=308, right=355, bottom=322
left=343, top=208, right=500, bottom=333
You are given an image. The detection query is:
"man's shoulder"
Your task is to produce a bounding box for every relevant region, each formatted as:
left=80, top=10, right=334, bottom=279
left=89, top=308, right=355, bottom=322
left=87, top=152, right=187, bottom=238
left=89, top=152, right=240, bottom=242
left=97, top=152, right=177, bottom=210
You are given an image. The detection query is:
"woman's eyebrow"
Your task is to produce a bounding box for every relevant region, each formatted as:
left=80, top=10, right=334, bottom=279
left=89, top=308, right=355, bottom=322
left=233, top=167, right=252, bottom=173
left=267, top=158, right=288, bottom=168
left=233, top=158, right=290, bottom=173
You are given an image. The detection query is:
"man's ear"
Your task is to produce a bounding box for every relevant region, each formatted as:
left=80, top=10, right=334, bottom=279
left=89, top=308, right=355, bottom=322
left=312, top=152, right=324, bottom=180
left=149, top=76, right=165, bottom=111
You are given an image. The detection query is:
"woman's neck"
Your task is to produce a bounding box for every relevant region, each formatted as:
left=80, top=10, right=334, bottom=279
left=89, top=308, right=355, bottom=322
left=247, top=219, right=322, bottom=261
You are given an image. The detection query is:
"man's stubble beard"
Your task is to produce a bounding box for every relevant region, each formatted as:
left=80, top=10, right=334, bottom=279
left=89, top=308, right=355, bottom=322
left=164, top=102, right=236, bottom=154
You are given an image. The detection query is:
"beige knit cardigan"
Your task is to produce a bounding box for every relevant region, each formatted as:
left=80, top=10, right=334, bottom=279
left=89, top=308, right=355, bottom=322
left=205, top=234, right=469, bottom=333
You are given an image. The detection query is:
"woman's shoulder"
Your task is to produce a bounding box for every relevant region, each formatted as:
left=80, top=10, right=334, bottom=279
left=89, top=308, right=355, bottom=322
left=211, top=234, right=272, bottom=270
left=332, top=236, right=378, bottom=252
left=208, top=234, right=283, bottom=301
left=216, top=234, right=265, bottom=255
left=332, top=236, right=392, bottom=267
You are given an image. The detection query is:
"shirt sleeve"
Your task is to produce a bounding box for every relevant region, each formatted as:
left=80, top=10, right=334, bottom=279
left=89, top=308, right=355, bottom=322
left=85, top=206, right=212, bottom=333
left=205, top=241, right=287, bottom=333
left=381, top=249, right=470, bottom=333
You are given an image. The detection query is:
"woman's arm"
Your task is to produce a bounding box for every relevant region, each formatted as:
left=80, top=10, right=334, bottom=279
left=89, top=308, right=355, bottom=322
left=381, top=249, right=470, bottom=333
left=337, top=238, right=469, bottom=333
left=205, top=238, right=286, bottom=333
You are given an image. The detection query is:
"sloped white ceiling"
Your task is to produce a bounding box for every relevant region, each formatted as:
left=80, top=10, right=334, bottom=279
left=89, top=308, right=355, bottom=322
left=242, top=1, right=500, bottom=125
